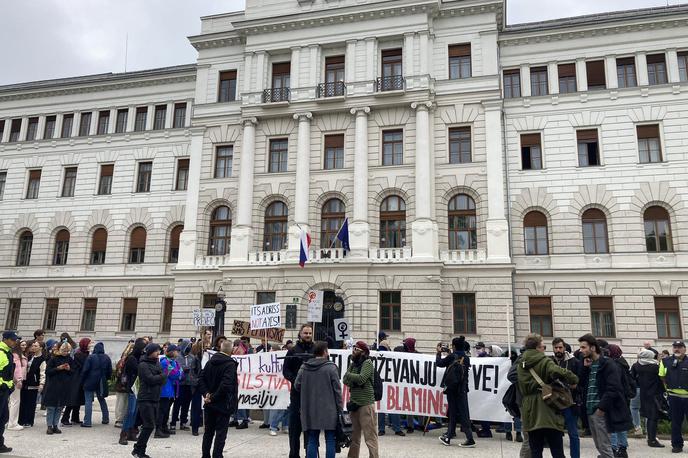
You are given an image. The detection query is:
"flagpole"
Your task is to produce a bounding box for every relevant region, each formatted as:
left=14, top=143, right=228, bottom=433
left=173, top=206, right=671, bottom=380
left=329, top=217, right=350, bottom=250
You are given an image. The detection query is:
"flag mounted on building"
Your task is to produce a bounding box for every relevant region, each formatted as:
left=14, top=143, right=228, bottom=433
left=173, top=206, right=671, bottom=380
left=299, top=227, right=311, bottom=267
left=336, top=217, right=350, bottom=253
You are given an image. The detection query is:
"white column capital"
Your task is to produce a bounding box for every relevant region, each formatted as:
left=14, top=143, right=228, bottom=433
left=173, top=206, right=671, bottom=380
left=411, top=101, right=433, bottom=111
left=482, top=100, right=503, bottom=111
left=242, top=117, right=258, bottom=127
left=350, top=106, right=371, bottom=116
left=293, top=112, right=313, bottom=121
left=345, top=38, right=358, bottom=45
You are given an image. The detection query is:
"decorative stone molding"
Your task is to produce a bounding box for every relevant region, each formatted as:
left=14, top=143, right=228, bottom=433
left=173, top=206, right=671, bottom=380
left=172, top=143, right=190, bottom=157
left=292, top=112, right=313, bottom=121
left=207, top=125, right=242, bottom=144
left=512, top=115, right=548, bottom=132
left=96, top=150, right=118, bottom=163
left=50, top=211, right=76, bottom=233
left=60, top=153, right=82, bottom=165
left=628, top=105, right=668, bottom=123
left=84, top=209, right=115, bottom=233
left=411, top=101, right=434, bottom=111
left=373, top=107, right=410, bottom=127
left=24, top=156, right=46, bottom=169
left=568, top=111, right=605, bottom=127
left=316, top=112, right=352, bottom=132
left=121, top=207, right=153, bottom=232
left=570, top=184, right=619, bottom=217
left=630, top=182, right=683, bottom=213
left=349, top=107, right=371, bottom=116
left=511, top=187, right=559, bottom=220
left=259, top=118, right=296, bottom=136
left=10, top=213, right=39, bottom=235
left=438, top=103, right=481, bottom=125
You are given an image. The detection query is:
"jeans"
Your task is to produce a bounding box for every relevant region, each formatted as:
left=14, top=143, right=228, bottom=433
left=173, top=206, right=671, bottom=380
left=611, top=430, right=628, bottom=449
left=377, top=413, right=401, bottom=433
left=563, top=406, right=580, bottom=458
left=630, top=387, right=641, bottom=429
left=307, top=430, right=336, bottom=458
left=202, top=410, right=229, bottom=458
left=506, top=417, right=522, bottom=433
left=46, top=406, right=62, bottom=428
left=234, top=409, right=248, bottom=422
left=528, top=428, right=565, bottom=458
left=270, top=409, right=289, bottom=432
left=122, top=393, right=138, bottom=432
left=172, top=385, right=192, bottom=426
left=191, top=389, right=203, bottom=431
left=133, top=401, right=158, bottom=455
left=588, top=413, right=614, bottom=458
left=445, top=391, right=473, bottom=442
left=669, top=396, right=688, bottom=448
left=84, top=391, right=109, bottom=426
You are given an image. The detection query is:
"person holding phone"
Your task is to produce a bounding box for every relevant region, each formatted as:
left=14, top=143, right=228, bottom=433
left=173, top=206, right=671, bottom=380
left=44, top=342, right=74, bottom=435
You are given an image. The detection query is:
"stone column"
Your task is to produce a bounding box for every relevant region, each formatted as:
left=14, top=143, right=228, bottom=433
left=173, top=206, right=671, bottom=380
left=482, top=100, right=510, bottom=263
left=350, top=106, right=371, bottom=258
left=145, top=105, right=155, bottom=131
left=403, top=33, right=415, bottom=78
left=345, top=40, right=357, bottom=95
left=184, top=100, right=192, bottom=127
left=230, top=118, right=258, bottom=262
left=604, top=55, right=618, bottom=89
left=520, top=64, right=531, bottom=97
left=165, top=103, right=174, bottom=129
left=126, top=106, right=136, bottom=132
left=667, top=49, right=680, bottom=84
left=36, top=116, right=46, bottom=140
left=636, top=52, right=649, bottom=86
left=255, top=51, right=267, bottom=92
left=288, top=112, right=312, bottom=255
left=547, top=62, right=559, bottom=95
left=575, top=59, right=588, bottom=92
left=18, top=118, right=28, bottom=141
left=411, top=101, right=437, bottom=261
left=108, top=108, right=117, bottom=133
left=243, top=52, right=254, bottom=95
left=177, top=127, right=207, bottom=268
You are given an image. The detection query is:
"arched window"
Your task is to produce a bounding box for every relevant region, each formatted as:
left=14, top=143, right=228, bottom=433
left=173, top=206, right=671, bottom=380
left=644, top=206, right=673, bottom=252
left=53, top=229, right=70, bottom=265
left=208, top=206, right=232, bottom=256
left=582, top=209, right=609, bottom=254
left=16, top=231, right=33, bottom=266
left=169, top=225, right=184, bottom=262
left=90, top=228, right=108, bottom=265
left=448, top=194, right=477, bottom=250
left=129, top=227, right=147, bottom=264
left=380, top=196, right=406, bottom=248
left=264, top=201, right=288, bottom=251
left=321, top=199, right=346, bottom=249
left=524, top=211, right=548, bottom=255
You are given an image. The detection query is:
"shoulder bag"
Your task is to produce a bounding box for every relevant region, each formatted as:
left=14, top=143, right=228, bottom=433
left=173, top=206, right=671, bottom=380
left=528, top=367, right=574, bottom=411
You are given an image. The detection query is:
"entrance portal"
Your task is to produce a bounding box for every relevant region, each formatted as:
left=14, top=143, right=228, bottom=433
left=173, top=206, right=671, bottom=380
left=313, top=290, right=345, bottom=342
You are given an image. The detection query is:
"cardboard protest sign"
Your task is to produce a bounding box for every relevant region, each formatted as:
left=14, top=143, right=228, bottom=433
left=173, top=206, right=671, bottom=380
left=231, top=320, right=285, bottom=343
left=192, top=308, right=215, bottom=327
left=306, top=290, right=323, bottom=322
left=250, top=302, right=281, bottom=330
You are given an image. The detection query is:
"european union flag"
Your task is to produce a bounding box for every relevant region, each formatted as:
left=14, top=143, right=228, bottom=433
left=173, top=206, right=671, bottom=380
left=336, top=217, right=350, bottom=253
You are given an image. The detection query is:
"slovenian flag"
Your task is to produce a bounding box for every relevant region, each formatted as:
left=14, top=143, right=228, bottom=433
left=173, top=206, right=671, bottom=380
left=299, top=228, right=311, bottom=267
left=336, top=217, right=351, bottom=253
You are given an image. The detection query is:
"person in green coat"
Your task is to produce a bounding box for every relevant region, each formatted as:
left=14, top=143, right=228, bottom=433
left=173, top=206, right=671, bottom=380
left=517, top=334, right=578, bottom=458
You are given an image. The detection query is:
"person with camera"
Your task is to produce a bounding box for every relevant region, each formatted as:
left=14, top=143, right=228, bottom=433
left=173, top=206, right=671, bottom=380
left=283, top=324, right=315, bottom=458
left=659, top=339, right=688, bottom=453
left=294, top=341, right=342, bottom=458
left=518, top=334, right=578, bottom=458
left=343, top=341, right=378, bottom=458
left=436, top=336, right=474, bottom=448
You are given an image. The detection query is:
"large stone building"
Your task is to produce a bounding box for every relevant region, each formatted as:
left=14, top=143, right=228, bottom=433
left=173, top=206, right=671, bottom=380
left=0, top=0, right=686, bottom=353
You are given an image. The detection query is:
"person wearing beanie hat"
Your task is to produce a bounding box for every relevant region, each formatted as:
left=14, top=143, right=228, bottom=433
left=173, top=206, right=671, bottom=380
left=133, top=343, right=166, bottom=458
left=61, top=337, right=90, bottom=427
left=344, top=339, right=379, bottom=458
left=437, top=336, right=475, bottom=448
left=156, top=343, right=181, bottom=436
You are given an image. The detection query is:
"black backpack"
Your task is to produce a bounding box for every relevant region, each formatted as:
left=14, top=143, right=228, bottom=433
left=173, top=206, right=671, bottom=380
left=441, top=357, right=465, bottom=391
left=373, top=370, right=383, bottom=402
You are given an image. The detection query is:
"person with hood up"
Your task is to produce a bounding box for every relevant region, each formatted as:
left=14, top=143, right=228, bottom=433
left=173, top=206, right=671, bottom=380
left=437, top=336, right=474, bottom=448
left=19, top=339, right=46, bottom=427
left=61, top=337, right=89, bottom=426
left=343, top=340, right=379, bottom=458
left=551, top=338, right=582, bottom=458
left=156, top=344, right=181, bottom=437
left=132, top=343, right=167, bottom=458
left=198, top=339, right=238, bottom=458
left=7, top=339, right=27, bottom=431
left=120, top=337, right=147, bottom=446
left=81, top=342, right=112, bottom=427
left=114, top=341, right=135, bottom=428
left=607, top=344, right=635, bottom=458
left=294, top=341, right=342, bottom=458
left=631, top=349, right=665, bottom=448
left=283, top=324, right=315, bottom=458
left=171, top=340, right=197, bottom=432
left=518, top=334, right=579, bottom=458
left=44, top=342, right=74, bottom=435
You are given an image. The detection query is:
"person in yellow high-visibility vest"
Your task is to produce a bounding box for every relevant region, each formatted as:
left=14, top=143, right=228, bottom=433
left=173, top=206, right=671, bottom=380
left=0, top=331, right=19, bottom=454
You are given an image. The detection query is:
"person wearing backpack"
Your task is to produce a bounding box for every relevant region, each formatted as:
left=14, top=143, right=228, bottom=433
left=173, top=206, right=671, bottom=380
left=607, top=344, right=635, bottom=458
left=343, top=341, right=378, bottom=458
left=436, top=336, right=474, bottom=448
left=81, top=342, right=112, bottom=427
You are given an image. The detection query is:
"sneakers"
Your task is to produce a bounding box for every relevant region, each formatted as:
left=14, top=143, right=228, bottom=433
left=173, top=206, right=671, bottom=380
left=259, top=424, right=270, bottom=429
left=672, top=446, right=683, bottom=453
left=648, top=440, right=665, bottom=448
left=115, top=421, right=123, bottom=428
left=0, top=445, right=12, bottom=453
left=459, top=439, right=476, bottom=448
left=378, top=430, right=386, bottom=436
left=179, top=424, right=189, bottom=431
left=439, top=435, right=450, bottom=446
left=269, top=430, right=278, bottom=436
left=168, top=426, right=176, bottom=435
left=395, top=431, right=406, bottom=437
left=154, top=429, right=170, bottom=438
left=236, top=421, right=249, bottom=430
left=6, top=425, right=23, bottom=431
left=476, top=429, right=492, bottom=438
left=60, top=421, right=72, bottom=427
left=80, top=423, right=92, bottom=428
left=119, top=432, right=128, bottom=445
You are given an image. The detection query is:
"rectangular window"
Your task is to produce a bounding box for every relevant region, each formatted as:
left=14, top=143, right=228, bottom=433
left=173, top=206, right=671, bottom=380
left=256, top=292, right=276, bottom=305
left=219, top=70, right=237, bottom=102
left=521, top=133, right=543, bottom=170
left=616, top=57, right=637, bottom=88
left=97, top=111, right=110, bottom=135
left=268, top=139, right=288, bottom=173
left=26, top=117, right=39, bottom=141
left=79, top=112, right=92, bottom=136
left=655, top=297, right=682, bottom=339
left=98, top=164, right=113, bottom=195
left=176, top=158, right=189, bottom=191
left=530, top=66, right=548, bottom=96
left=173, top=103, right=187, bottom=128
left=529, top=297, right=553, bottom=337
left=270, top=63, right=291, bottom=101
left=44, top=116, right=56, bottom=139
left=26, top=169, right=41, bottom=199
left=203, top=294, right=218, bottom=309
left=647, top=53, right=668, bottom=85
left=323, top=56, right=345, bottom=97
left=44, top=299, right=59, bottom=331
left=136, top=161, right=152, bottom=193
left=380, top=291, right=401, bottom=332
left=558, top=63, right=577, bottom=94
left=324, top=134, right=344, bottom=170
left=121, top=298, right=137, bottom=332
left=61, top=167, right=77, bottom=197
left=381, top=48, right=403, bottom=86
left=679, top=51, right=688, bottom=82
left=637, top=125, right=662, bottom=163
left=586, top=60, right=606, bottom=90
left=503, top=69, right=521, bottom=98
left=9, top=119, right=21, bottom=142
left=448, top=44, right=471, bottom=80
left=453, top=293, right=476, bottom=334
left=0, top=120, right=3, bottom=141
left=61, top=114, right=74, bottom=138
left=590, top=297, right=615, bottom=337
left=5, top=299, right=21, bottom=331
left=448, top=127, right=471, bottom=164
left=81, top=298, right=97, bottom=332
left=134, top=107, right=147, bottom=132
left=577, top=129, right=600, bottom=166
left=0, top=171, right=6, bottom=200
left=382, top=129, right=403, bottom=166
left=161, top=298, right=173, bottom=333
left=215, top=146, right=233, bottom=178
left=154, top=105, right=167, bottom=130
left=115, top=109, right=128, bottom=133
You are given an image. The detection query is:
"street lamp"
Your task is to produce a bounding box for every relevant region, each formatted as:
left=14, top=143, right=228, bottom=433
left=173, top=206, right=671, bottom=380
left=213, top=286, right=227, bottom=342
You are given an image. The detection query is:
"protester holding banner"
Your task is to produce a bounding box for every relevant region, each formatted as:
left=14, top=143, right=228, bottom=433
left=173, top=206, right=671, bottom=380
left=343, top=341, right=379, bottom=458
left=283, top=324, right=315, bottom=458
left=376, top=333, right=404, bottom=437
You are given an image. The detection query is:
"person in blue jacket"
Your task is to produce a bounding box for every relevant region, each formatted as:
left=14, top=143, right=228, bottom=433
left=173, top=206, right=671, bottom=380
left=80, top=342, right=112, bottom=427
left=156, top=344, right=181, bottom=437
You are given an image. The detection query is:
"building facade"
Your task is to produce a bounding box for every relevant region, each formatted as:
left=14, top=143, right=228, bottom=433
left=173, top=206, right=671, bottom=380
left=0, top=0, right=686, bottom=352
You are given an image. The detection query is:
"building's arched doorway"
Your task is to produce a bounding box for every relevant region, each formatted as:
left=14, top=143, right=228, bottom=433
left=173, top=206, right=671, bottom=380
left=314, top=290, right=345, bottom=342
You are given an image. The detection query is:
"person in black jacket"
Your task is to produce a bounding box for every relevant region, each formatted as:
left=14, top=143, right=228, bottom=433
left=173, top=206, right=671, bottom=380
left=133, top=343, right=167, bottom=458
left=81, top=342, right=112, bottom=427
left=631, top=349, right=665, bottom=448
left=436, top=336, right=474, bottom=448
left=61, top=335, right=85, bottom=426
left=552, top=338, right=582, bottom=458
left=44, top=342, right=73, bottom=435
left=283, top=324, right=314, bottom=458
left=19, top=339, right=45, bottom=427
left=120, top=338, right=146, bottom=446
left=199, top=340, right=238, bottom=458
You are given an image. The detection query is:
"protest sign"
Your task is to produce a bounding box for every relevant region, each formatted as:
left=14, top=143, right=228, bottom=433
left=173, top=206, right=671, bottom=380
left=250, top=302, right=281, bottom=330
left=306, top=290, right=323, bottom=322
left=192, top=308, right=215, bottom=327
left=231, top=320, right=285, bottom=343
left=333, top=318, right=351, bottom=341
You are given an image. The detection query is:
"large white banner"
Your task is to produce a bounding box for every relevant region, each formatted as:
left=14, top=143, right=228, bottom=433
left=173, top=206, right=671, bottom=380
left=204, top=349, right=511, bottom=422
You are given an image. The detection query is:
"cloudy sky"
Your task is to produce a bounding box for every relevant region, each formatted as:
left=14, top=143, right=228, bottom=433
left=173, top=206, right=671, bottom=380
left=0, top=0, right=683, bottom=85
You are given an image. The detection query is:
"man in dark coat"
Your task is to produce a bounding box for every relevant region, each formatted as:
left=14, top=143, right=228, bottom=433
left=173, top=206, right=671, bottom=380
left=81, top=342, right=112, bottom=427
left=132, top=344, right=167, bottom=458
left=552, top=337, right=582, bottom=458
left=282, top=324, right=314, bottom=458
left=578, top=334, right=633, bottom=458
left=198, top=340, right=238, bottom=458
left=437, top=336, right=474, bottom=448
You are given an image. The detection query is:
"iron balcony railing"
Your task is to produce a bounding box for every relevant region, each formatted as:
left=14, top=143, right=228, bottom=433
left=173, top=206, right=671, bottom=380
left=262, top=87, right=290, bottom=103
left=317, top=81, right=346, bottom=98
left=376, top=75, right=405, bottom=92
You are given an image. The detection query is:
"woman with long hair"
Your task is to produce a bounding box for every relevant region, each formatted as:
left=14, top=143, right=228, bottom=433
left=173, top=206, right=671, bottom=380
left=7, top=339, right=27, bottom=430
left=44, top=342, right=73, bottom=434
left=19, top=340, right=45, bottom=427
left=114, top=341, right=135, bottom=428
left=189, top=340, right=205, bottom=435
left=61, top=337, right=89, bottom=426
left=230, top=339, right=250, bottom=429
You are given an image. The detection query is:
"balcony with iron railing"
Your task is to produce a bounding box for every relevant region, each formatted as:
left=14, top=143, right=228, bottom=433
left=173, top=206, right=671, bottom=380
left=316, top=81, right=346, bottom=98
left=376, top=75, right=405, bottom=92
left=262, top=87, right=290, bottom=103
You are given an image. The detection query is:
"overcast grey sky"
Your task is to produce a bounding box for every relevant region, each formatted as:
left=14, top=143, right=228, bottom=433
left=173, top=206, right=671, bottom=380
left=0, top=0, right=683, bottom=85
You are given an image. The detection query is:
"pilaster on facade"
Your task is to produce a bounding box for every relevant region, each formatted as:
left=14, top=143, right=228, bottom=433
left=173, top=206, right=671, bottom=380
left=177, top=127, right=205, bottom=268
left=604, top=55, right=618, bottom=90
left=350, top=106, right=371, bottom=259
left=411, top=101, right=438, bottom=261
left=229, top=117, right=258, bottom=263
left=667, top=49, right=681, bottom=84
